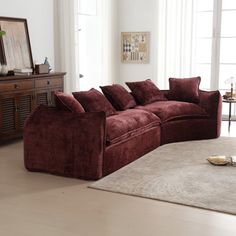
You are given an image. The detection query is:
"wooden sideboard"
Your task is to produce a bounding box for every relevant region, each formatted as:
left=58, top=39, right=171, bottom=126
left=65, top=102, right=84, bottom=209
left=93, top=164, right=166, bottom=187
left=0, top=72, right=66, bottom=142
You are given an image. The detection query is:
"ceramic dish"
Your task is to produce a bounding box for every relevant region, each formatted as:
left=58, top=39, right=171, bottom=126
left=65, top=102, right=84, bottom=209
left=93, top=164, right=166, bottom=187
left=207, top=155, right=230, bottom=166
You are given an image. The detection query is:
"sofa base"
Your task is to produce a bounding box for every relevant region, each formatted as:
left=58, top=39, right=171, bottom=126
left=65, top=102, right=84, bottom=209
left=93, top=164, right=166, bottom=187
left=161, top=118, right=219, bottom=145
left=103, top=127, right=161, bottom=176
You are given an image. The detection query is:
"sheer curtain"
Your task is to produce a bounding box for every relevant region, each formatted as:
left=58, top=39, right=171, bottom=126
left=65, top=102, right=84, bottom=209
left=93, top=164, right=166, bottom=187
left=54, top=0, right=118, bottom=92
left=54, top=0, right=79, bottom=93
left=100, top=0, right=119, bottom=85
left=156, top=0, right=194, bottom=89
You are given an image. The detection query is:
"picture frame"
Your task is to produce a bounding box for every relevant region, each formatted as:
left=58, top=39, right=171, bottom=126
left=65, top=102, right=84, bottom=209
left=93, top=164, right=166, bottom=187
left=0, top=16, right=33, bottom=70
left=121, top=32, right=150, bottom=64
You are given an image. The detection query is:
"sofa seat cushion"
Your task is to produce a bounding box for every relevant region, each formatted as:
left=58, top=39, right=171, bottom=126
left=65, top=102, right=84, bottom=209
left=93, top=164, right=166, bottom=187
left=106, top=109, right=160, bottom=146
left=136, top=101, right=208, bottom=122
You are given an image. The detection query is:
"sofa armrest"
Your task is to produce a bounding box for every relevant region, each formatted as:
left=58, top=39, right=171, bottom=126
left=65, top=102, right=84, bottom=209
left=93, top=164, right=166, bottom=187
left=199, top=90, right=222, bottom=137
left=199, top=90, right=222, bottom=118
left=24, top=105, right=106, bottom=180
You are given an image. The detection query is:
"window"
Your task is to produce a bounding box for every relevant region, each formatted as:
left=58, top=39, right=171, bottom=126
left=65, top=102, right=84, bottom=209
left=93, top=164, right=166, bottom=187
left=191, top=0, right=236, bottom=117
left=219, top=0, right=236, bottom=91
left=193, top=0, right=236, bottom=92
left=192, top=0, right=214, bottom=90
left=157, top=0, right=236, bottom=116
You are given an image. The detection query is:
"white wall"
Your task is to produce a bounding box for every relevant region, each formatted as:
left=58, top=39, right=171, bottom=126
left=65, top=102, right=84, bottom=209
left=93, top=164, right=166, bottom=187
left=117, top=0, right=158, bottom=86
left=0, top=0, right=55, bottom=68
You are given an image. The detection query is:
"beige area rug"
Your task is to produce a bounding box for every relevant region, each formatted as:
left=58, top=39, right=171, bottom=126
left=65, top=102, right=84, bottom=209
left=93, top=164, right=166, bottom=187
left=90, top=137, right=236, bottom=215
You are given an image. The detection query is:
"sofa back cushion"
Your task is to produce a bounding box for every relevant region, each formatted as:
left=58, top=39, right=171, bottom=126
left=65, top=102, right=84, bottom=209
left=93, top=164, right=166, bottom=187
left=54, top=91, right=85, bottom=113
left=73, top=88, right=116, bottom=116
left=126, top=79, right=167, bottom=105
left=169, top=77, right=201, bottom=103
left=100, top=84, right=137, bottom=110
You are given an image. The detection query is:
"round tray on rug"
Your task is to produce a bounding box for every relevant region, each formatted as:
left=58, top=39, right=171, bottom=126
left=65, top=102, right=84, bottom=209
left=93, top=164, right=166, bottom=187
left=207, top=155, right=230, bottom=166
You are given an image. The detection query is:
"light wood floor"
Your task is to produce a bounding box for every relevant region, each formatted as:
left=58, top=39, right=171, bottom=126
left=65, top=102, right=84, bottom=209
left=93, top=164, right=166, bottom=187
left=0, top=121, right=236, bottom=236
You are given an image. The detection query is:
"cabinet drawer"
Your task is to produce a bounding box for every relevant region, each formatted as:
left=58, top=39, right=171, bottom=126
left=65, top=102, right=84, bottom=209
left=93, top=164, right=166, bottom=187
left=0, top=80, right=34, bottom=92
left=35, top=77, right=63, bottom=88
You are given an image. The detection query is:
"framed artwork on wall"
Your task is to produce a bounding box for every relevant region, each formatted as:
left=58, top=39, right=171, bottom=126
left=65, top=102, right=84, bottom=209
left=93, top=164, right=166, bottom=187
left=0, top=16, right=33, bottom=70
left=121, top=32, right=150, bottom=64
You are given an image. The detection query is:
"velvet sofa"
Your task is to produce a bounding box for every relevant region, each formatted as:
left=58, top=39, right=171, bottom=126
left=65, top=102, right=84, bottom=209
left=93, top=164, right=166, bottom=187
left=24, top=78, right=222, bottom=180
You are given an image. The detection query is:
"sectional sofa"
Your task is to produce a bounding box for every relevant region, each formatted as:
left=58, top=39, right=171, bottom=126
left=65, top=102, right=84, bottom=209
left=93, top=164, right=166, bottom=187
left=24, top=77, right=222, bottom=180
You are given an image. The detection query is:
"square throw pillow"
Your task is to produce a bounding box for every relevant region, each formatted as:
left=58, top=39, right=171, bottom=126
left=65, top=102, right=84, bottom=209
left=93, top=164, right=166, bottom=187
left=100, top=84, right=137, bottom=110
left=169, top=77, right=201, bottom=103
left=54, top=91, right=85, bottom=113
left=126, top=79, right=167, bottom=105
left=72, top=88, right=116, bottom=116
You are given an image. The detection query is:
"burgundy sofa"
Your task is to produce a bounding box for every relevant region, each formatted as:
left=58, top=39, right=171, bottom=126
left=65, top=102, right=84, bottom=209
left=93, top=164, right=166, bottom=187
left=24, top=78, right=222, bottom=180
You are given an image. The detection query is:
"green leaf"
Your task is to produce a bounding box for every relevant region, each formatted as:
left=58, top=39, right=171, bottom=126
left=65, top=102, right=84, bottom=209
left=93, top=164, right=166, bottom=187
left=0, top=30, right=6, bottom=36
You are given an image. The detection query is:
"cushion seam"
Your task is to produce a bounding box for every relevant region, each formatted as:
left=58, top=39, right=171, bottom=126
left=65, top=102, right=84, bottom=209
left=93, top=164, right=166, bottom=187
left=106, top=120, right=160, bottom=144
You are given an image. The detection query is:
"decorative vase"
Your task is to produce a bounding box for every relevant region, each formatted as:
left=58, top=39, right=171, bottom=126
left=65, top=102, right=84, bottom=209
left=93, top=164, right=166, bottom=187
left=44, top=57, right=52, bottom=72
left=1, top=64, right=8, bottom=75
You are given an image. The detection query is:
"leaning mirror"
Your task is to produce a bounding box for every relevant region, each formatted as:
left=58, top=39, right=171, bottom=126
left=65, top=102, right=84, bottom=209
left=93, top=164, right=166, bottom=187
left=0, top=16, right=33, bottom=70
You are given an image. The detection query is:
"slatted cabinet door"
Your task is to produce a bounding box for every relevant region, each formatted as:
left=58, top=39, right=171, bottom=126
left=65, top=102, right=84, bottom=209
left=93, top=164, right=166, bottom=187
left=0, top=92, right=34, bottom=139
left=35, top=90, right=50, bottom=106
left=0, top=96, right=16, bottom=135
left=35, top=88, right=63, bottom=106
left=0, top=72, right=65, bottom=142
left=17, top=92, right=34, bottom=130
left=50, top=88, right=63, bottom=106
left=35, top=76, right=64, bottom=106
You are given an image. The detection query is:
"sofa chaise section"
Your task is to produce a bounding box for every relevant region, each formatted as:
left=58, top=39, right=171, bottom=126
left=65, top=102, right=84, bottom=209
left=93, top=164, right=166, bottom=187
left=24, top=105, right=106, bottom=180
left=136, top=90, right=222, bottom=144
left=24, top=105, right=161, bottom=180
left=160, top=90, right=222, bottom=144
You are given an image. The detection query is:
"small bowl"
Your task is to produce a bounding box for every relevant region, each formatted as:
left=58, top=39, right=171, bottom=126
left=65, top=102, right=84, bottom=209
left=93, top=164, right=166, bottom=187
left=207, top=155, right=230, bottom=166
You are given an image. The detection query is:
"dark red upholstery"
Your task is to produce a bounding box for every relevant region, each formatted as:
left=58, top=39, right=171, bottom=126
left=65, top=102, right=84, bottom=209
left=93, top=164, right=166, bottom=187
left=100, top=84, right=136, bottom=110
left=24, top=105, right=106, bottom=180
left=136, top=100, right=208, bottom=122
left=169, top=77, right=201, bottom=103
left=73, top=88, right=116, bottom=116
left=126, top=79, right=167, bottom=105
left=106, top=109, right=160, bottom=145
left=161, top=119, right=218, bottom=144
left=103, top=127, right=161, bottom=176
left=24, top=86, right=222, bottom=180
left=160, top=90, right=222, bottom=144
left=199, top=90, right=222, bottom=138
left=199, top=90, right=222, bottom=119
left=54, top=91, right=85, bottom=113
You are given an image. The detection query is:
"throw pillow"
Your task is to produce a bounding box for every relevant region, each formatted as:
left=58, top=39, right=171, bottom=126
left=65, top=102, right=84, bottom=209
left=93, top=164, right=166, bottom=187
left=126, top=79, right=167, bottom=105
left=169, top=77, right=201, bottom=103
left=54, top=91, right=85, bottom=113
left=100, top=84, right=137, bottom=110
left=73, top=88, right=116, bottom=116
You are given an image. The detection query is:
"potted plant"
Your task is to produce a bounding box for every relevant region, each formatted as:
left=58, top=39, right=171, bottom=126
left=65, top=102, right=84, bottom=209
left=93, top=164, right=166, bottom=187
left=0, top=30, right=6, bottom=36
